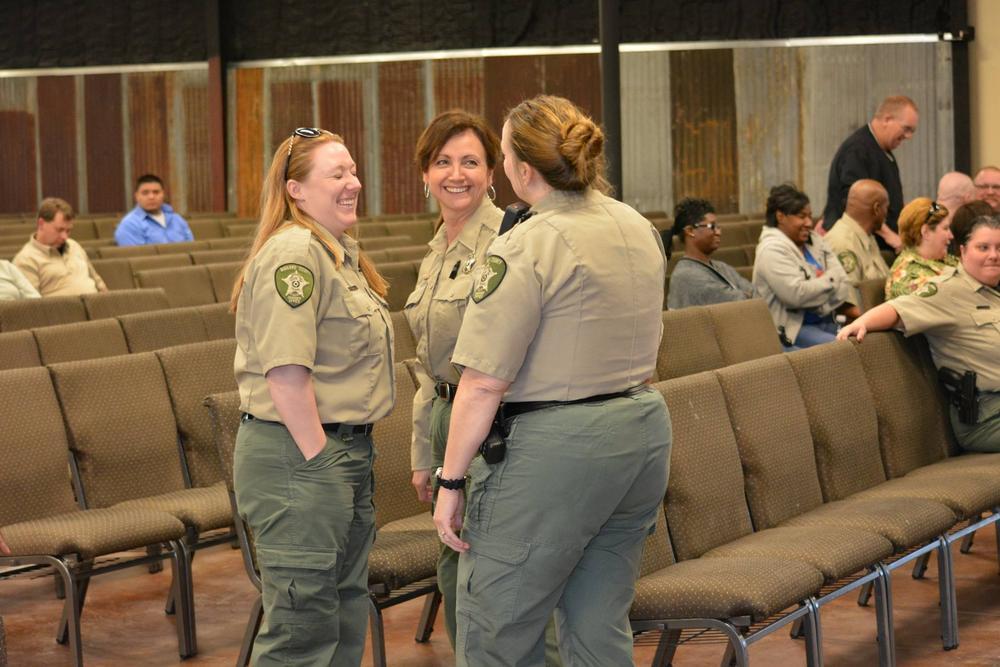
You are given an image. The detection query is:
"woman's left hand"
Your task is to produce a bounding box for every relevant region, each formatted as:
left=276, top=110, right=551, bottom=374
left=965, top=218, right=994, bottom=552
left=433, top=488, right=470, bottom=553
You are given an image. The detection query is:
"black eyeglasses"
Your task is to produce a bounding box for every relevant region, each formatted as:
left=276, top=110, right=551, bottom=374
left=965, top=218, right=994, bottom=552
left=284, top=127, right=325, bottom=181
left=924, top=201, right=942, bottom=226
left=691, top=222, right=720, bottom=231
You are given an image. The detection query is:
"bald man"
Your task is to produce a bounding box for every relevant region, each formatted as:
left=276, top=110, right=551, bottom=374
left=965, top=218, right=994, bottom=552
left=937, top=172, right=976, bottom=226
left=973, top=166, right=1000, bottom=212
left=824, top=179, right=891, bottom=287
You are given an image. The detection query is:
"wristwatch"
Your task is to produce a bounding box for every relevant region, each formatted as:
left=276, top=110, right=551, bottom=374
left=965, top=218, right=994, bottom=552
left=435, top=467, right=466, bottom=490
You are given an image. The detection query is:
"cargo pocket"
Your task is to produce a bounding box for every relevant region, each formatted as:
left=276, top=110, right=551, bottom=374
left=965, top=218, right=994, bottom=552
left=464, top=457, right=495, bottom=529
left=256, top=546, right=338, bottom=623
left=461, top=530, right=529, bottom=624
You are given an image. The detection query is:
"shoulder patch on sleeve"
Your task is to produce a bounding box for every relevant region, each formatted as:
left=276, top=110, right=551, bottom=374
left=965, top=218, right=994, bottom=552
left=471, top=255, right=507, bottom=303
left=837, top=250, right=858, bottom=273
left=915, top=281, right=938, bottom=298
left=274, top=263, right=315, bottom=307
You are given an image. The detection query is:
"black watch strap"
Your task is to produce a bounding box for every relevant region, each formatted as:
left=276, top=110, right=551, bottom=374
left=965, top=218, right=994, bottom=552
left=435, top=467, right=466, bottom=490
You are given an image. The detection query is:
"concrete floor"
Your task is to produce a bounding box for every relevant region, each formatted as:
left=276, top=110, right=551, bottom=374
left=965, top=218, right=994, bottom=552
left=1, top=530, right=998, bottom=666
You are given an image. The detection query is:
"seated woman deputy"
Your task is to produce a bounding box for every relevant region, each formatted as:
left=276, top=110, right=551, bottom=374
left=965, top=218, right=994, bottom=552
left=885, top=197, right=959, bottom=299
left=666, top=196, right=756, bottom=309
left=433, top=95, right=671, bottom=666
left=230, top=128, right=393, bottom=666
left=839, top=215, right=1000, bottom=452
left=753, top=183, right=859, bottom=348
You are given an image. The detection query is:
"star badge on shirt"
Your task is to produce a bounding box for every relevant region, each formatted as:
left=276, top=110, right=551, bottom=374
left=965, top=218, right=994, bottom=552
left=274, top=263, right=315, bottom=308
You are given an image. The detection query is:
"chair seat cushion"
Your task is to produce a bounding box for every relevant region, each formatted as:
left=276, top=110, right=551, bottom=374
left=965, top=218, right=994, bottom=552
left=781, top=497, right=956, bottom=550
left=903, top=453, right=1000, bottom=479
left=1, top=508, right=185, bottom=559
left=631, top=556, right=824, bottom=623
left=850, top=474, right=1000, bottom=519
left=702, top=526, right=893, bottom=581
left=368, top=513, right=438, bottom=591
left=115, top=483, right=232, bottom=533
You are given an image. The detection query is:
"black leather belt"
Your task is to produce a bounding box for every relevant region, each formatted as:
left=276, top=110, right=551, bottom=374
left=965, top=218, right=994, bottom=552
left=434, top=382, right=459, bottom=403
left=502, top=387, right=643, bottom=420
left=241, top=413, right=374, bottom=437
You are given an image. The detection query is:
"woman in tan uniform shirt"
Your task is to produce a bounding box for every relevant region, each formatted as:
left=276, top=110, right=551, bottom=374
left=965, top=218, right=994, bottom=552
left=403, top=110, right=502, bottom=647
left=433, top=96, right=671, bottom=666
left=231, top=128, right=394, bottom=666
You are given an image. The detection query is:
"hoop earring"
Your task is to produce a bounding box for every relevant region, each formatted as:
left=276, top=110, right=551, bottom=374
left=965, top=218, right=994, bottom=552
left=423, top=183, right=430, bottom=199
left=488, top=185, right=497, bottom=201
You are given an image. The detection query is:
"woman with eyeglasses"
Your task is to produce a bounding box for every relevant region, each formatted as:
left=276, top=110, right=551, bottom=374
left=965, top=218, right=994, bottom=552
left=230, top=127, right=393, bottom=666
left=885, top=197, right=959, bottom=299
left=666, top=196, right=757, bottom=309
left=432, top=95, right=670, bottom=666
left=752, top=183, right=859, bottom=349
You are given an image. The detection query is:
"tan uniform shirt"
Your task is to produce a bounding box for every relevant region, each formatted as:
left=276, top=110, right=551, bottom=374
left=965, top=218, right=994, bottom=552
left=13, top=236, right=106, bottom=296
left=404, top=198, right=502, bottom=470
left=453, top=188, right=665, bottom=401
left=234, top=224, right=395, bottom=424
left=824, top=213, right=890, bottom=286
left=891, top=265, right=1000, bottom=392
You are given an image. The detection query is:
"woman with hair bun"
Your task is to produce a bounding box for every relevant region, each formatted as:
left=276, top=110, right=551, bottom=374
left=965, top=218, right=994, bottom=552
left=432, top=95, right=671, bottom=665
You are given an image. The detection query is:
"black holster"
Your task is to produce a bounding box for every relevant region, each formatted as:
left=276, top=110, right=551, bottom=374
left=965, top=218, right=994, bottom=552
left=478, top=407, right=508, bottom=464
left=938, top=366, right=979, bottom=424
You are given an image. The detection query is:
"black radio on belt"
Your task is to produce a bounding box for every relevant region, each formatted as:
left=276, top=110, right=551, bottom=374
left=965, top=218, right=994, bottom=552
left=478, top=409, right=508, bottom=464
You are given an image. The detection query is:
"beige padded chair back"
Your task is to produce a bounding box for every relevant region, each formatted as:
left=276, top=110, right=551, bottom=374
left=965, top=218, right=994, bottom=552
left=135, top=265, right=216, bottom=307
left=383, top=219, right=435, bottom=244
left=189, top=249, right=246, bottom=265
left=118, top=306, right=208, bottom=352
left=195, top=303, right=236, bottom=340
left=390, top=310, right=417, bottom=360
left=657, top=308, right=725, bottom=380
left=858, top=278, right=886, bottom=312
left=361, top=235, right=414, bottom=251
left=156, top=339, right=238, bottom=487
left=97, top=245, right=157, bottom=259
left=0, top=296, right=87, bottom=332
left=49, top=353, right=187, bottom=508
left=655, top=374, right=754, bottom=560
left=151, top=241, right=206, bottom=255
left=205, top=391, right=242, bottom=492
left=128, top=255, right=193, bottom=275
left=33, top=319, right=129, bottom=364
left=851, top=332, right=953, bottom=476
left=707, top=299, right=782, bottom=366
left=80, top=288, right=169, bottom=320
left=207, top=262, right=242, bottom=302
left=639, top=508, right=676, bottom=577
left=94, top=219, right=119, bottom=239
left=207, top=238, right=251, bottom=251
left=715, top=355, right=825, bottom=530
left=385, top=245, right=429, bottom=262
left=786, top=342, right=888, bottom=501
left=188, top=220, right=225, bottom=239
left=0, top=330, right=41, bottom=370
left=0, top=367, right=79, bottom=525
left=372, top=363, right=423, bottom=528
left=89, top=258, right=135, bottom=290
left=380, top=260, right=419, bottom=311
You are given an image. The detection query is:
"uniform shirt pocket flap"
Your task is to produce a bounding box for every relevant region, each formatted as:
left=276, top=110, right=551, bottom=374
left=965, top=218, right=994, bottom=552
left=971, top=309, right=1000, bottom=327
left=255, top=546, right=338, bottom=570
left=342, top=292, right=373, bottom=319
left=469, top=531, right=530, bottom=565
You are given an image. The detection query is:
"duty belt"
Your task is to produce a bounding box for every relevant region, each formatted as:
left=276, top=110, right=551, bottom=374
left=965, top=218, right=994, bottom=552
left=241, top=413, right=374, bottom=437
left=502, top=386, right=645, bottom=420
left=434, top=382, right=459, bottom=403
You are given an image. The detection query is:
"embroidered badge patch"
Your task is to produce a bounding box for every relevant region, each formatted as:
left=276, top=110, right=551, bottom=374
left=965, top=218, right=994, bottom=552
left=837, top=250, right=858, bottom=274
left=274, top=263, right=315, bottom=307
left=915, top=282, right=938, bottom=298
left=471, top=255, right=507, bottom=303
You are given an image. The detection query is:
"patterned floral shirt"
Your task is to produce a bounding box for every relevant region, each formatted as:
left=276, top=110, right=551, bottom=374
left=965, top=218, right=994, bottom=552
left=885, top=247, right=959, bottom=300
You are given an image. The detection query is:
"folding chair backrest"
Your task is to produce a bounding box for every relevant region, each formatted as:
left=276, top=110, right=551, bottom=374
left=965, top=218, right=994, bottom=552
left=128, top=254, right=193, bottom=275
left=207, top=262, right=242, bottom=302
left=390, top=310, right=417, bottom=360
left=90, top=258, right=135, bottom=290
left=639, top=507, right=676, bottom=577
left=205, top=390, right=242, bottom=493
left=156, top=339, right=238, bottom=487
left=385, top=245, right=429, bottom=262
left=49, top=353, right=187, bottom=507
left=714, top=355, right=825, bottom=530
left=195, top=302, right=236, bottom=340
left=97, top=245, right=157, bottom=259
left=135, top=265, right=216, bottom=307
left=657, top=308, right=725, bottom=380
left=379, top=260, right=419, bottom=311
left=858, top=277, right=886, bottom=312
left=152, top=241, right=206, bottom=255
left=0, top=296, right=86, bottom=332
left=118, top=306, right=208, bottom=352
left=188, top=219, right=225, bottom=239
left=655, top=373, right=754, bottom=560
left=80, top=288, right=169, bottom=320
left=707, top=298, right=782, bottom=366
left=33, top=319, right=129, bottom=364
left=0, top=367, right=79, bottom=525
left=0, top=330, right=41, bottom=370
left=786, top=342, right=888, bottom=501
left=189, top=249, right=246, bottom=265
left=372, top=363, right=423, bottom=528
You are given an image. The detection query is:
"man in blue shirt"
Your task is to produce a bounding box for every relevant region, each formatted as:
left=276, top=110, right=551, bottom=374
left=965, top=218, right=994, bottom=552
left=114, top=174, right=193, bottom=246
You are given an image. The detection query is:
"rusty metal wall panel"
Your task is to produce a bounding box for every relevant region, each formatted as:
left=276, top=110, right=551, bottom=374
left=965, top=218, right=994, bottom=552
left=621, top=51, right=672, bottom=215
left=36, top=76, right=78, bottom=206
left=484, top=56, right=544, bottom=206
left=377, top=61, right=424, bottom=215
left=0, top=111, right=36, bottom=213
left=233, top=68, right=264, bottom=218
left=84, top=74, right=125, bottom=213
left=268, top=79, right=313, bottom=156
left=543, top=54, right=602, bottom=122
left=733, top=48, right=801, bottom=217
left=669, top=49, right=739, bottom=214
left=127, top=72, right=172, bottom=194
left=182, top=82, right=212, bottom=212
left=318, top=78, right=368, bottom=217
left=433, top=58, right=485, bottom=117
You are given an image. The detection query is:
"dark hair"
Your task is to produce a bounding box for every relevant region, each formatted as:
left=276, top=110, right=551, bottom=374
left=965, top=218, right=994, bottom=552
left=951, top=200, right=994, bottom=248
left=671, top=198, right=715, bottom=239
left=965, top=214, right=1000, bottom=242
left=135, top=174, right=164, bottom=190
left=415, top=109, right=501, bottom=173
left=765, top=183, right=810, bottom=227
left=37, top=197, right=75, bottom=222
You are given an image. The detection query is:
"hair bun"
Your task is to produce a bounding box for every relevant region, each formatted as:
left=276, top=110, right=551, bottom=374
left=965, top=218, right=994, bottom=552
left=559, top=120, right=604, bottom=184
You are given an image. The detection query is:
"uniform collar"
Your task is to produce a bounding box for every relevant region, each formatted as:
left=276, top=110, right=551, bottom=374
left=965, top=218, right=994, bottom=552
left=957, top=264, right=1000, bottom=296
left=529, top=188, right=597, bottom=216
left=429, top=197, right=500, bottom=254
left=836, top=213, right=877, bottom=248
left=312, top=222, right=359, bottom=268
left=29, top=234, right=64, bottom=257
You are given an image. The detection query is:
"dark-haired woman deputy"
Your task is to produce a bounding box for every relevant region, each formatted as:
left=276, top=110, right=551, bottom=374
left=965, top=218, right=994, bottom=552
left=433, top=95, right=671, bottom=666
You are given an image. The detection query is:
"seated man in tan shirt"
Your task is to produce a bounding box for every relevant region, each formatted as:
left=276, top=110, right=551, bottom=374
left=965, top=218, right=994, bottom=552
left=825, top=179, right=891, bottom=288
left=13, top=198, right=107, bottom=296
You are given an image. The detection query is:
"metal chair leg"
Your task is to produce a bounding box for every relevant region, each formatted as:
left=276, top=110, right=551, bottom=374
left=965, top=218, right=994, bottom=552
left=802, top=598, right=824, bottom=667
left=960, top=529, right=976, bottom=554
left=911, top=551, right=930, bottom=579
left=57, top=562, right=91, bottom=646
left=170, top=539, right=197, bottom=658
left=147, top=543, right=164, bottom=573
left=50, top=559, right=82, bottom=667
left=651, top=628, right=681, bottom=667
left=857, top=580, right=873, bottom=607
left=238, top=594, right=263, bottom=667
left=368, top=593, right=387, bottom=667
left=937, top=536, right=959, bottom=650
left=415, top=588, right=441, bottom=643
left=873, top=564, right=895, bottom=667
left=789, top=616, right=804, bottom=639
left=53, top=569, right=66, bottom=600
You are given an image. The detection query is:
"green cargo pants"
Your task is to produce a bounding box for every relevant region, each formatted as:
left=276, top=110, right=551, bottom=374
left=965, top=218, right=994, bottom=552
left=951, top=391, right=1000, bottom=453
left=234, top=418, right=375, bottom=667
left=454, top=388, right=672, bottom=667
left=431, top=397, right=563, bottom=665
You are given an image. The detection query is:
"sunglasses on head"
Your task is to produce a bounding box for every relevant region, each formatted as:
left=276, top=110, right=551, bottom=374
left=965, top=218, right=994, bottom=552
left=924, top=201, right=942, bottom=226
left=284, top=127, right=325, bottom=181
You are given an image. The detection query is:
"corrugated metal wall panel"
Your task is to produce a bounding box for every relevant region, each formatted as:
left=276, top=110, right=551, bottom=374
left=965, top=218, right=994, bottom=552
left=268, top=79, right=313, bottom=153
left=83, top=74, right=125, bottom=213
left=483, top=56, right=544, bottom=206
left=621, top=51, right=672, bottom=215
left=377, top=61, right=425, bottom=215
left=36, top=76, right=79, bottom=206
left=182, top=80, right=212, bottom=213
left=543, top=54, right=602, bottom=122
left=127, top=72, right=172, bottom=195
left=318, top=77, right=368, bottom=217
left=233, top=68, right=263, bottom=218
left=669, top=49, right=739, bottom=213
left=433, top=58, right=485, bottom=117
left=0, top=111, right=36, bottom=213
left=733, top=48, right=801, bottom=217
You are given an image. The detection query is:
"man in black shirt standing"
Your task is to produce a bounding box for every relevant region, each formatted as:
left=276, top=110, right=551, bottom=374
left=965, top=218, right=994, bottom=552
left=821, top=95, right=919, bottom=252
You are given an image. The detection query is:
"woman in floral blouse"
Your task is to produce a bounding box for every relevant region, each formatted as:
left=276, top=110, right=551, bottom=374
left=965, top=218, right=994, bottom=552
left=885, top=197, right=958, bottom=299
